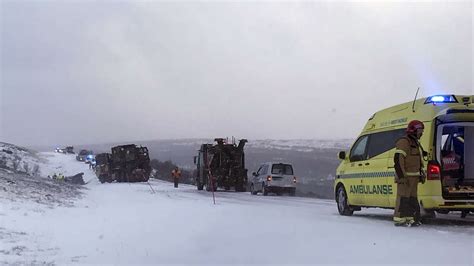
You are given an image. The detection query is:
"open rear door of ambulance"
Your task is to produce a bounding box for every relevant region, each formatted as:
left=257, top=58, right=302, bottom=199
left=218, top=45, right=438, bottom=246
left=435, top=109, right=474, bottom=200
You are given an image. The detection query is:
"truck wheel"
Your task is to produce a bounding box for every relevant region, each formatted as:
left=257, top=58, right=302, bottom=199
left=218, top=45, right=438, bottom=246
left=289, top=188, right=296, bottom=197
left=336, top=186, right=354, bottom=216
left=262, top=183, right=268, bottom=196
left=206, top=182, right=217, bottom=191
left=436, top=210, right=449, bottom=215
left=235, top=183, right=246, bottom=192
left=197, top=181, right=204, bottom=191
left=250, top=184, right=257, bottom=195
left=138, top=171, right=149, bottom=182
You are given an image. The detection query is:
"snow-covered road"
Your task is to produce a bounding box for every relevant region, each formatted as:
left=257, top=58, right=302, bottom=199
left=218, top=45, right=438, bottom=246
left=2, top=152, right=473, bottom=265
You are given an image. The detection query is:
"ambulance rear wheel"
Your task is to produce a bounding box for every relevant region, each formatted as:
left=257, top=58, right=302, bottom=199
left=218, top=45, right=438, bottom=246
left=337, top=186, right=354, bottom=216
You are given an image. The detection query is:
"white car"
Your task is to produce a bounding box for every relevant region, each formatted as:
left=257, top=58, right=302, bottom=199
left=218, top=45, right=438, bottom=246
left=249, top=162, right=297, bottom=196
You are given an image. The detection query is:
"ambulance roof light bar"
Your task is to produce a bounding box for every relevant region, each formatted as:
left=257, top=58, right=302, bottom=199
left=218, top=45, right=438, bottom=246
left=424, top=95, right=458, bottom=104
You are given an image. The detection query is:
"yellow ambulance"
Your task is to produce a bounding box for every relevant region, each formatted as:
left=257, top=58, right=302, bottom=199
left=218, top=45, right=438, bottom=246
left=335, top=94, right=474, bottom=217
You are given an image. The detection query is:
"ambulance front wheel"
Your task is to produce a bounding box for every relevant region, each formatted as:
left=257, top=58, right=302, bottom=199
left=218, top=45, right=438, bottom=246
left=337, top=185, right=354, bottom=216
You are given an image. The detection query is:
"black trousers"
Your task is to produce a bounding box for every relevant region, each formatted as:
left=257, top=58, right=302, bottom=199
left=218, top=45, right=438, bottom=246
left=174, top=177, right=179, bottom=188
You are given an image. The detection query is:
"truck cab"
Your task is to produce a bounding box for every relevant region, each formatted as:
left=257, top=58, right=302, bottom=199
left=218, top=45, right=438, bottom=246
left=194, top=138, right=248, bottom=192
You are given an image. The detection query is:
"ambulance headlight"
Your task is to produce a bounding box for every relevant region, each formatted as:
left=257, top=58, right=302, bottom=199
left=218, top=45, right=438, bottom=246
left=425, top=95, right=457, bottom=104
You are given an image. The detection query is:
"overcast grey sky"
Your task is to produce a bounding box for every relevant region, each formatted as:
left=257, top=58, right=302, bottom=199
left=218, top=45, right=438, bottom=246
left=1, top=1, right=472, bottom=146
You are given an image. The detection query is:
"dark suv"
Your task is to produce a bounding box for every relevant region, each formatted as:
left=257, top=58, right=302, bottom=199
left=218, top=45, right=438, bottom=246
left=76, top=149, right=93, bottom=162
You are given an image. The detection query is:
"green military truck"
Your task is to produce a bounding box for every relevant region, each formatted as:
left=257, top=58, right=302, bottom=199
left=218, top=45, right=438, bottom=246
left=194, top=138, right=248, bottom=192
left=95, top=144, right=151, bottom=183
left=95, top=153, right=113, bottom=183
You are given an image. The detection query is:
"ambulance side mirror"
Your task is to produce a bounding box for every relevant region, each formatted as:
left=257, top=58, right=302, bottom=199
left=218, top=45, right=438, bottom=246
left=338, top=151, right=346, bottom=160
left=193, top=156, right=197, bottom=165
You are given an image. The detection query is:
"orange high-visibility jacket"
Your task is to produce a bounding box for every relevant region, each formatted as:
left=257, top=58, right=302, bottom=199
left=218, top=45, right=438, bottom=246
left=171, top=169, right=182, bottom=178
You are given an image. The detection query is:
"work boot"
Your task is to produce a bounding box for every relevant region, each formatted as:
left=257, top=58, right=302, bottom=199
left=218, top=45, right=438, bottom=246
left=411, top=220, right=422, bottom=227
left=394, top=222, right=410, bottom=227
left=405, top=217, right=422, bottom=227
left=393, top=217, right=408, bottom=227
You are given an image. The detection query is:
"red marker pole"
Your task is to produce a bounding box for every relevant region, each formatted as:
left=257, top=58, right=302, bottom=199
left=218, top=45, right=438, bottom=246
left=205, top=152, right=216, bottom=205
left=209, top=169, right=216, bottom=205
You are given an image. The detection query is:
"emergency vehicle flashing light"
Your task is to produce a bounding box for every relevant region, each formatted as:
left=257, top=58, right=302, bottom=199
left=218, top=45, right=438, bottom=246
left=425, top=95, right=457, bottom=104
left=431, top=96, right=446, bottom=102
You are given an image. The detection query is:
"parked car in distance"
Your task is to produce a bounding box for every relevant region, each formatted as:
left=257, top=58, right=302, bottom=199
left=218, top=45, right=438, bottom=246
left=249, top=162, right=297, bottom=196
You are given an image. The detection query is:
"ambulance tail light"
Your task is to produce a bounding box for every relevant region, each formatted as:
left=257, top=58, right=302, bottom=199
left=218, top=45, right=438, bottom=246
left=427, top=161, right=441, bottom=180
left=293, top=176, right=297, bottom=183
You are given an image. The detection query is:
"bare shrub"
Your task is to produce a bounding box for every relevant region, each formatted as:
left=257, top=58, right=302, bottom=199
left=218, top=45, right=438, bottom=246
left=12, top=157, right=21, bottom=171
left=23, top=162, right=30, bottom=174
left=32, top=164, right=40, bottom=176
left=0, top=156, right=7, bottom=169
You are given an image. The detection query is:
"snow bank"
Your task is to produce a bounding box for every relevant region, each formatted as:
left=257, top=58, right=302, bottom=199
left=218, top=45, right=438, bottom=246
left=0, top=150, right=86, bottom=264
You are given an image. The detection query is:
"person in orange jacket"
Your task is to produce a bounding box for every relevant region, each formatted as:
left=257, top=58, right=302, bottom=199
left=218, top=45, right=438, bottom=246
left=171, top=167, right=181, bottom=188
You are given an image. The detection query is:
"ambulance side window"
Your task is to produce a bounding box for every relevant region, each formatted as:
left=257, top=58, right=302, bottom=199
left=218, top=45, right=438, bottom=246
left=350, top=135, right=369, bottom=162
left=367, top=129, right=406, bottom=159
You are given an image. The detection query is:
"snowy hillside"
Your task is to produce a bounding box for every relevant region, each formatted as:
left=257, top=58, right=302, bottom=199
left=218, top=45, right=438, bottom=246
left=0, top=142, right=42, bottom=176
left=1, top=151, right=473, bottom=265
